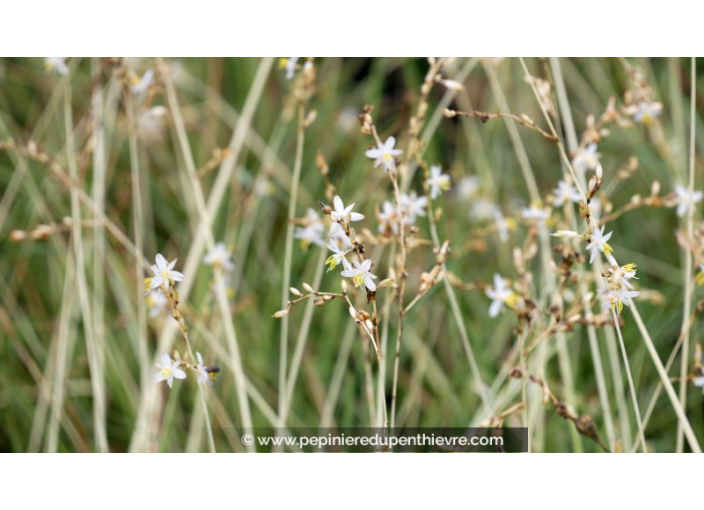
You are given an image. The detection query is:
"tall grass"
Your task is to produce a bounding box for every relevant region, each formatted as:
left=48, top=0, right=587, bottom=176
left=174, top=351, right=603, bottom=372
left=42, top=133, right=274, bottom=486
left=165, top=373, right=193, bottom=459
left=0, top=57, right=702, bottom=452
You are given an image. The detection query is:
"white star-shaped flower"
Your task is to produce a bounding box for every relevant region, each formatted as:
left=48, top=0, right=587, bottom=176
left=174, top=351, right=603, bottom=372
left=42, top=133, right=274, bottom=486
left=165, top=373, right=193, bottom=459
left=633, top=101, right=663, bottom=124
left=131, top=69, right=154, bottom=97
left=400, top=191, right=427, bottom=225
left=552, top=180, right=581, bottom=207
left=601, top=289, right=639, bottom=315
left=146, top=289, right=168, bottom=318
left=294, top=208, right=326, bottom=248
left=45, top=57, right=68, bottom=76
left=674, top=185, right=703, bottom=217
left=427, top=165, right=451, bottom=200
left=572, top=143, right=600, bottom=173
left=329, top=196, right=364, bottom=237
left=203, top=242, right=235, bottom=272
left=341, top=258, right=377, bottom=291
left=283, top=57, right=299, bottom=80
left=153, top=353, right=187, bottom=388
left=378, top=201, right=400, bottom=234
left=521, top=205, right=550, bottom=223
left=149, top=254, right=185, bottom=290
left=457, top=176, right=480, bottom=201
left=196, top=352, right=211, bottom=387
left=325, top=240, right=352, bottom=272
left=485, top=273, right=515, bottom=318
left=585, top=225, right=615, bottom=265
left=365, top=137, right=403, bottom=172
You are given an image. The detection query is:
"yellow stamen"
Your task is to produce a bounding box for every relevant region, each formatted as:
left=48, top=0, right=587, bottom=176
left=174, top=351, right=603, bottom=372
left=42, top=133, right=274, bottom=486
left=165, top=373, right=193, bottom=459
left=353, top=272, right=365, bottom=288
left=696, top=272, right=704, bottom=286
left=505, top=292, right=520, bottom=310
left=325, top=255, right=338, bottom=272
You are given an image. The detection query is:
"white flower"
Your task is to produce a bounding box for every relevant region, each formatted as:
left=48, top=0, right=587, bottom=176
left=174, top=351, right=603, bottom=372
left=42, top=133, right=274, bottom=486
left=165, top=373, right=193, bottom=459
left=341, top=258, right=377, bottom=291
left=633, top=101, right=662, bottom=124
left=400, top=191, right=427, bottom=224
left=131, top=69, right=154, bottom=97
left=469, top=198, right=498, bottom=220
left=146, top=290, right=168, bottom=318
left=485, top=273, right=515, bottom=318
left=494, top=208, right=509, bottom=242
left=294, top=208, right=326, bottom=248
left=585, top=225, right=615, bottom=265
left=521, top=205, right=550, bottom=223
left=325, top=240, right=352, bottom=272
left=282, top=57, right=299, bottom=80
left=608, top=263, right=638, bottom=290
left=45, top=57, right=68, bottom=76
left=137, top=106, right=168, bottom=141
left=196, top=352, right=211, bottom=387
left=203, top=242, right=235, bottom=272
left=674, top=185, right=703, bottom=218
left=552, top=180, right=581, bottom=207
left=572, top=143, right=600, bottom=173
left=329, top=196, right=364, bottom=237
left=365, top=137, right=403, bottom=172
left=427, top=165, right=451, bottom=200
left=457, top=176, right=480, bottom=200
left=378, top=201, right=400, bottom=235
left=153, top=353, right=187, bottom=388
left=149, top=254, right=185, bottom=290
left=601, top=289, right=639, bottom=315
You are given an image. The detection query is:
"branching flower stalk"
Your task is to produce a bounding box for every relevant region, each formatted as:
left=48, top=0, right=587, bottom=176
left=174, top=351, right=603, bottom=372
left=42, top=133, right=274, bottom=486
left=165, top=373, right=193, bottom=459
left=520, top=56, right=701, bottom=453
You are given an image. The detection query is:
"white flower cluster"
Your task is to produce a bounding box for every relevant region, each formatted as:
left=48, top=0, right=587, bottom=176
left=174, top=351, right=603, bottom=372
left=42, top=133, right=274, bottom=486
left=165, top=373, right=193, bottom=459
left=203, top=242, right=236, bottom=298
left=154, top=352, right=214, bottom=389
left=323, top=196, right=378, bottom=291
left=377, top=192, right=427, bottom=235
left=143, top=254, right=218, bottom=389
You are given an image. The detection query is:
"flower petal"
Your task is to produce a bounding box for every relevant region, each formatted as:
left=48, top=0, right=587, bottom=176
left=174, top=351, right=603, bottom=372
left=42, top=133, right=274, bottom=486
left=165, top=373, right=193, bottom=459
left=333, top=196, right=343, bottom=213
left=170, top=271, right=185, bottom=282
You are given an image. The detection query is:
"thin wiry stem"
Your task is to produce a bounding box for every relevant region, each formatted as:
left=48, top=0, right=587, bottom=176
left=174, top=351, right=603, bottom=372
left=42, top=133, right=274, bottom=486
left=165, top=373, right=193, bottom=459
left=631, top=304, right=697, bottom=453
left=629, top=302, right=701, bottom=452
left=548, top=57, right=616, bottom=450
left=65, top=74, right=109, bottom=453
left=90, top=59, right=108, bottom=449
left=485, top=61, right=582, bottom=451
left=611, top=309, right=647, bottom=452
left=676, top=56, right=696, bottom=452
left=161, top=59, right=246, bottom=453
left=279, top=102, right=306, bottom=428
left=124, top=88, right=150, bottom=428
left=521, top=57, right=634, bottom=450
left=282, top=248, right=327, bottom=422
